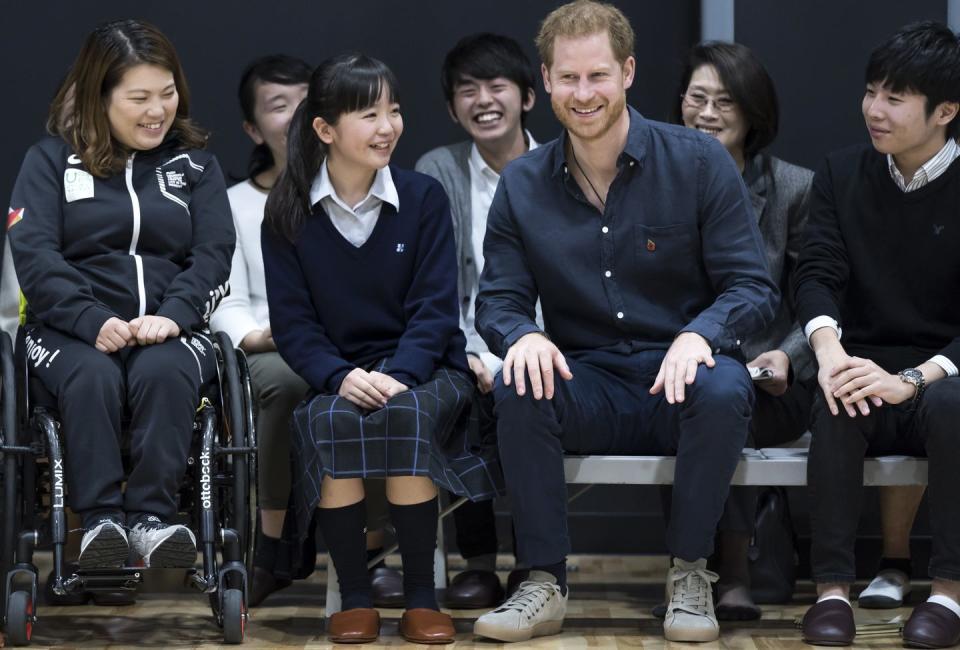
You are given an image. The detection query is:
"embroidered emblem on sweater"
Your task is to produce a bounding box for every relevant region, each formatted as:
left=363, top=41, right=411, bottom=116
left=933, top=224, right=945, bottom=236
left=396, top=243, right=406, bottom=253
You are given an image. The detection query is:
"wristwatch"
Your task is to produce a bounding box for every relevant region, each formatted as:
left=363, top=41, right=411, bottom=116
left=897, top=368, right=925, bottom=402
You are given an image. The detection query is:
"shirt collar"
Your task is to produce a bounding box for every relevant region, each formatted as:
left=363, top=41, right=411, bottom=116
left=886, top=138, right=959, bottom=191
left=470, top=130, right=539, bottom=178
left=309, top=160, right=400, bottom=212
left=551, top=105, right=648, bottom=177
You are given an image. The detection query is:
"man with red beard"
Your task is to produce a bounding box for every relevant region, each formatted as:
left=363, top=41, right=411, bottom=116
left=472, top=0, right=777, bottom=643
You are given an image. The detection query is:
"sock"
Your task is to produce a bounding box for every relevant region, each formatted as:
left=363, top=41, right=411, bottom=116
left=254, top=530, right=282, bottom=570
left=390, top=497, right=439, bottom=610
left=466, top=553, right=497, bottom=573
left=367, top=547, right=386, bottom=570
left=878, top=557, right=912, bottom=577
left=317, top=501, right=372, bottom=610
left=929, top=594, right=960, bottom=618
left=531, top=561, right=567, bottom=594
left=817, top=594, right=851, bottom=606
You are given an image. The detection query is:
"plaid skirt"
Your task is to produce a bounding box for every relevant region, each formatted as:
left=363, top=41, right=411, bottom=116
left=289, top=365, right=503, bottom=541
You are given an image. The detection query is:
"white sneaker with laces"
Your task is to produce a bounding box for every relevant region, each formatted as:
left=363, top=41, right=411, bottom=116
left=663, top=557, right=720, bottom=642
left=129, top=516, right=197, bottom=568
left=79, top=518, right=129, bottom=569
left=858, top=568, right=911, bottom=608
left=473, top=570, right=567, bottom=642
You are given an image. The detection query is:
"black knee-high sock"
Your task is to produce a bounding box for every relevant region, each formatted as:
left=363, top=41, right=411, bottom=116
left=390, top=497, right=439, bottom=610
left=317, top=501, right=372, bottom=610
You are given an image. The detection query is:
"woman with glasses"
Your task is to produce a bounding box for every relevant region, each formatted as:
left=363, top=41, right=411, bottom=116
left=674, top=41, right=815, bottom=620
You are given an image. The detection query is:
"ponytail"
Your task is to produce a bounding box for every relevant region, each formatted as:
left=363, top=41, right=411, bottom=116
left=265, top=103, right=325, bottom=242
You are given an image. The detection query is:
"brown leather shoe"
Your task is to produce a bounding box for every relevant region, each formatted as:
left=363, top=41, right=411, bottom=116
left=370, top=566, right=404, bottom=608
left=445, top=570, right=505, bottom=609
left=801, top=599, right=855, bottom=646
left=903, top=602, right=960, bottom=648
left=328, top=608, right=380, bottom=644
left=400, top=608, right=456, bottom=644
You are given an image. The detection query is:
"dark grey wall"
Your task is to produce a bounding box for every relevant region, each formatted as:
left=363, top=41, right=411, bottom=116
left=736, top=0, right=947, bottom=171
left=0, top=0, right=698, bottom=202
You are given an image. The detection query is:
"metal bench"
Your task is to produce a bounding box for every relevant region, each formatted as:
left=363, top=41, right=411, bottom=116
left=324, top=442, right=928, bottom=613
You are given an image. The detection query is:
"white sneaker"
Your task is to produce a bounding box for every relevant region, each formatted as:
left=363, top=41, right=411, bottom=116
left=663, top=558, right=720, bottom=642
left=78, top=518, right=129, bottom=569
left=473, top=570, right=567, bottom=642
left=858, top=569, right=911, bottom=609
left=129, top=516, right=197, bottom=568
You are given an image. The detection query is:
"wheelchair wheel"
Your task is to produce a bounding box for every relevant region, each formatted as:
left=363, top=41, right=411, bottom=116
left=6, top=589, right=34, bottom=646
left=221, top=587, right=246, bottom=644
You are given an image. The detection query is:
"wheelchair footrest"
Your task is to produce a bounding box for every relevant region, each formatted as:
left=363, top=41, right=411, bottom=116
left=73, top=568, right=143, bottom=592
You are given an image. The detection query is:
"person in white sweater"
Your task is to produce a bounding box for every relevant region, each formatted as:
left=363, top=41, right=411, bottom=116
left=211, top=55, right=311, bottom=606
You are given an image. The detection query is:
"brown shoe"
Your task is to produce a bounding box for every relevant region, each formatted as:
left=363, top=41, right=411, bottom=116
left=801, top=599, right=855, bottom=646
left=370, top=566, right=405, bottom=608
left=328, top=607, right=380, bottom=644
left=445, top=570, right=505, bottom=609
left=903, top=601, right=960, bottom=648
left=400, top=608, right=456, bottom=644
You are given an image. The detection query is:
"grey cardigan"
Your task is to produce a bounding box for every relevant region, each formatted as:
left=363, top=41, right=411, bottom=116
left=741, top=154, right=815, bottom=381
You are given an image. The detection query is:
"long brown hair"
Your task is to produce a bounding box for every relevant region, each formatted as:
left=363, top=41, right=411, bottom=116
left=47, top=19, right=208, bottom=177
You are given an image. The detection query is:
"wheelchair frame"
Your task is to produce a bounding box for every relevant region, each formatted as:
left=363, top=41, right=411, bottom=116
left=0, top=329, right=257, bottom=646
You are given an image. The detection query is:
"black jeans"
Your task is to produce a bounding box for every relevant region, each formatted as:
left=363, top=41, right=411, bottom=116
left=808, top=377, right=960, bottom=583
left=495, top=347, right=753, bottom=567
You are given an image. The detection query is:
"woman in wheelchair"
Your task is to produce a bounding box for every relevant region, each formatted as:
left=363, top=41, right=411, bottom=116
left=7, top=20, right=234, bottom=570
left=261, top=54, right=500, bottom=644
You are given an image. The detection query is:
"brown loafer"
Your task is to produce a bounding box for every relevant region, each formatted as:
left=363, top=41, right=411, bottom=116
left=370, top=566, right=405, bottom=608
left=801, top=599, right=855, bottom=646
left=328, top=607, right=380, bottom=644
left=445, top=570, right=505, bottom=609
left=903, top=602, right=960, bottom=648
left=400, top=608, right=456, bottom=644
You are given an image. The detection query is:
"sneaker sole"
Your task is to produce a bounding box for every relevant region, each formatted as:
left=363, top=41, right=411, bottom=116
left=858, top=593, right=906, bottom=609
left=664, top=625, right=720, bottom=643
left=473, top=618, right=563, bottom=642
left=144, top=529, right=197, bottom=568
left=78, top=528, right=128, bottom=569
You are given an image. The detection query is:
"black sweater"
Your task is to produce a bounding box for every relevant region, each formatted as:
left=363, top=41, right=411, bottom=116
left=793, top=143, right=960, bottom=372
left=8, top=136, right=235, bottom=343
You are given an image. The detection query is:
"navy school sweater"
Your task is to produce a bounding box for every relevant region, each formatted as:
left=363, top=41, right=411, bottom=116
left=793, top=143, right=960, bottom=372
left=262, top=166, right=469, bottom=394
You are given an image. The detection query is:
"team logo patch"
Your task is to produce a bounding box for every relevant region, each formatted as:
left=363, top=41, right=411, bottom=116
left=67, top=154, right=82, bottom=165
left=7, top=207, right=24, bottom=230
left=165, top=170, right=186, bottom=189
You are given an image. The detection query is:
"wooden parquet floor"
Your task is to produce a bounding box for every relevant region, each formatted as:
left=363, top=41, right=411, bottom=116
left=7, top=554, right=918, bottom=649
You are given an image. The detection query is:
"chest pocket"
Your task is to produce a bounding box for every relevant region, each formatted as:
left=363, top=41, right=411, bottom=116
left=634, top=222, right=700, bottom=275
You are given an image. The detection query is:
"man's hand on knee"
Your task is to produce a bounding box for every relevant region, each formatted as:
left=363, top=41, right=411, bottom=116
left=502, top=332, right=572, bottom=400
left=650, top=331, right=714, bottom=404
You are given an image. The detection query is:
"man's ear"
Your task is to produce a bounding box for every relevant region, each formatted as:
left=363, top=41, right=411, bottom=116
left=242, top=121, right=264, bottom=146
left=935, top=101, right=959, bottom=128
left=621, top=55, right=636, bottom=91
left=447, top=103, right=459, bottom=125
left=312, top=116, right=334, bottom=145
left=523, top=87, right=536, bottom=112
left=541, top=63, right=552, bottom=94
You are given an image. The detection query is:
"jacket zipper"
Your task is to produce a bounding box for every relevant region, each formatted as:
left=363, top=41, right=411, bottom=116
left=124, top=153, right=147, bottom=318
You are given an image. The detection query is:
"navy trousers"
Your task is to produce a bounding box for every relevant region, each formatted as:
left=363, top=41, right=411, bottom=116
left=494, top=347, right=753, bottom=567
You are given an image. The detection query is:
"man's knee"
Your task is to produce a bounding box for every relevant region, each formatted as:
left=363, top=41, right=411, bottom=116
left=687, top=357, right=752, bottom=412
left=922, top=379, right=960, bottom=447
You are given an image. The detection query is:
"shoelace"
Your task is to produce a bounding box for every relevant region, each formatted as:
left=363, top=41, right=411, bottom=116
left=497, top=581, right=556, bottom=617
left=669, top=567, right=718, bottom=615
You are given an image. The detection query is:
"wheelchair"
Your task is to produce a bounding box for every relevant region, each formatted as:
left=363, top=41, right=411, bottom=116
left=0, top=328, right=257, bottom=646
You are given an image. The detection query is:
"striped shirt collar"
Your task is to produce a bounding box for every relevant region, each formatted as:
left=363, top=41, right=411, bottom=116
left=887, top=138, right=960, bottom=192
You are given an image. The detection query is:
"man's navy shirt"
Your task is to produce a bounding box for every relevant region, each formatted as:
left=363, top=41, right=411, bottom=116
left=476, top=107, right=779, bottom=358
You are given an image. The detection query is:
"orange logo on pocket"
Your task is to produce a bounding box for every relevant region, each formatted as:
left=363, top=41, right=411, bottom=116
left=646, top=239, right=656, bottom=252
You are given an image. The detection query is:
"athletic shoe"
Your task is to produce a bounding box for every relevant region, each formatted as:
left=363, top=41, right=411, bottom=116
left=129, top=516, right=197, bottom=568
left=858, top=568, right=911, bottom=608
left=663, top=558, right=720, bottom=642
left=473, top=570, right=567, bottom=642
left=78, top=518, right=129, bottom=569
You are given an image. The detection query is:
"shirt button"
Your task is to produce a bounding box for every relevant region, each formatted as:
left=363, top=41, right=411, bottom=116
left=563, top=165, right=569, bottom=174
left=629, top=161, right=635, bottom=167
left=601, top=226, right=609, bottom=234
left=617, top=311, right=624, bottom=319
left=604, top=270, right=612, bottom=278
left=736, top=339, right=741, bottom=346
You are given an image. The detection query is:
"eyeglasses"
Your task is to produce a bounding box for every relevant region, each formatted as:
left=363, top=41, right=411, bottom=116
left=681, top=91, right=736, bottom=113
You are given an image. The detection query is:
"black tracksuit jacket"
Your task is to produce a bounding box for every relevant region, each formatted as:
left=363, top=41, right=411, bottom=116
left=7, top=135, right=235, bottom=342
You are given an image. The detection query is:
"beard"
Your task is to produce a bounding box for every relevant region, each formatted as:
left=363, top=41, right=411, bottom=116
left=550, top=91, right=627, bottom=142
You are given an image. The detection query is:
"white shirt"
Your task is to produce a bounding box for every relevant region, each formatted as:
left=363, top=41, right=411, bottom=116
left=804, top=138, right=960, bottom=376
left=309, top=161, right=400, bottom=247
left=210, top=180, right=271, bottom=347
left=464, top=133, right=538, bottom=375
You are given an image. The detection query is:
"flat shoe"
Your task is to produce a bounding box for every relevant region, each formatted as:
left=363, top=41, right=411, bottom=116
left=328, top=607, right=380, bottom=644
left=400, top=608, right=456, bottom=644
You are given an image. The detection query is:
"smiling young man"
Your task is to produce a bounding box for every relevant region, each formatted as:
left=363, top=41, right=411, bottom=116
left=470, top=1, right=777, bottom=643
left=415, top=33, right=539, bottom=609
left=795, top=22, right=960, bottom=649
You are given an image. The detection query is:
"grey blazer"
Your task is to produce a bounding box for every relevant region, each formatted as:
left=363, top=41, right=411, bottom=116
left=740, top=154, right=815, bottom=381
left=415, top=141, right=488, bottom=358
